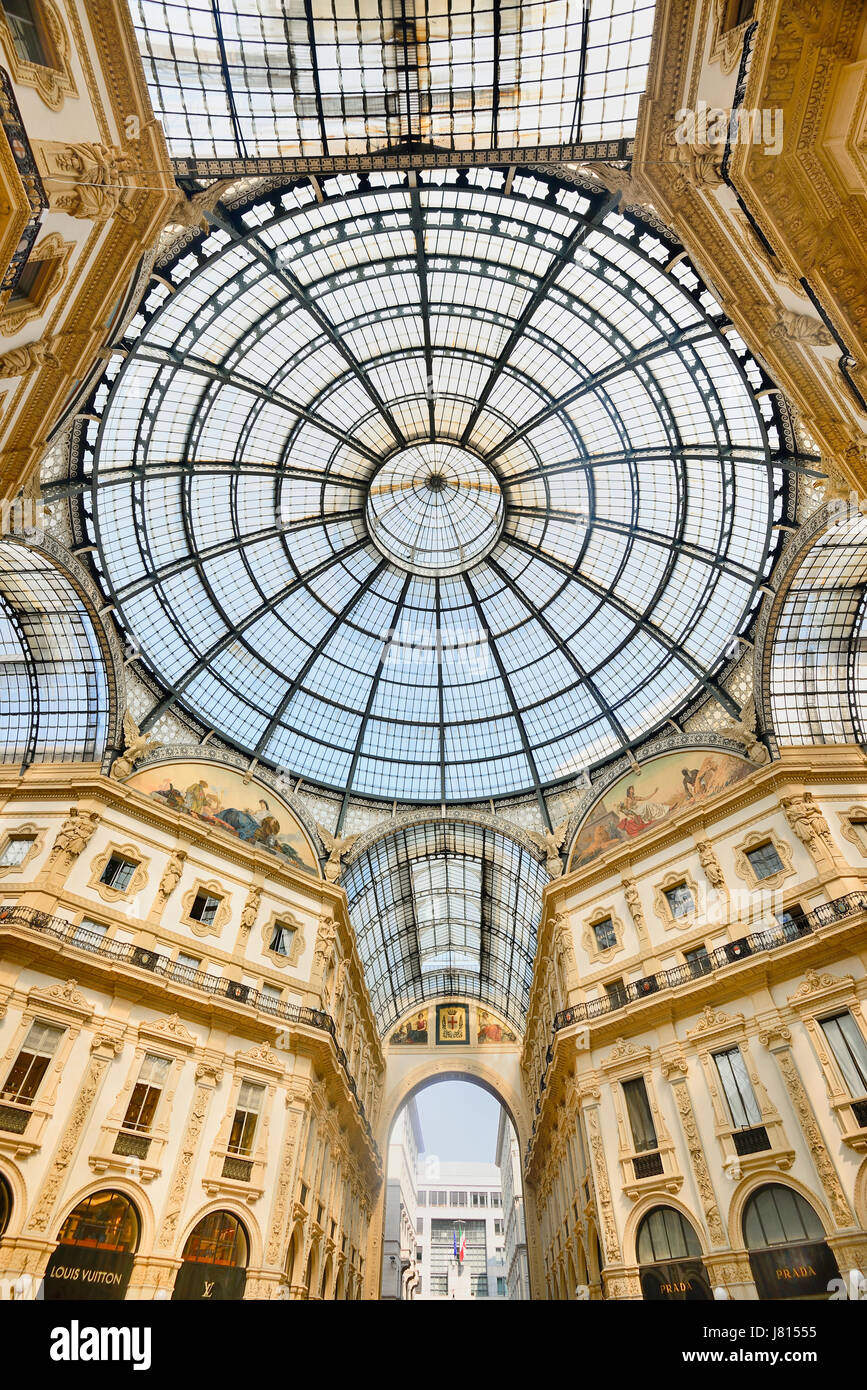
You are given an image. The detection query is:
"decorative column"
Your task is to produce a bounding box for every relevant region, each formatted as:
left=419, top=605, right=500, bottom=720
left=663, top=1056, right=727, bottom=1248
left=761, top=1025, right=855, bottom=1231
left=148, top=1059, right=222, bottom=1297
left=582, top=1094, right=640, bottom=1298
left=26, top=1030, right=123, bottom=1237
left=264, top=1088, right=308, bottom=1285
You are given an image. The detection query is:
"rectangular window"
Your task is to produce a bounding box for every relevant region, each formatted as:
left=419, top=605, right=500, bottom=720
left=1, top=1020, right=63, bottom=1104
left=122, top=1054, right=171, bottom=1132
left=71, top=917, right=108, bottom=951
left=189, top=891, right=220, bottom=926
left=777, top=904, right=807, bottom=941
left=685, top=945, right=711, bottom=977
left=713, top=1047, right=763, bottom=1128
left=494, top=1219, right=504, bottom=1234
left=417, top=1190, right=427, bottom=1206
left=259, top=983, right=282, bottom=1012
left=268, top=923, right=295, bottom=956
left=622, top=1076, right=658, bottom=1152
left=3, top=0, right=51, bottom=65
left=228, top=1080, right=264, bottom=1155
left=490, top=1192, right=502, bottom=1207
left=497, top=1276, right=506, bottom=1296
left=592, top=917, right=617, bottom=950
left=416, top=1218, right=424, bottom=1235
left=665, top=883, right=695, bottom=918
left=605, top=978, right=628, bottom=1008
left=172, top=951, right=201, bottom=982
left=820, top=1013, right=867, bottom=1098
left=471, top=1191, right=488, bottom=1207
left=746, top=841, right=784, bottom=880
left=0, top=835, right=34, bottom=867
left=100, top=854, right=137, bottom=891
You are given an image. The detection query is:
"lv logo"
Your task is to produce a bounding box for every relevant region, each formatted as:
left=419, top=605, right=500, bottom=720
left=202, top=1280, right=215, bottom=1298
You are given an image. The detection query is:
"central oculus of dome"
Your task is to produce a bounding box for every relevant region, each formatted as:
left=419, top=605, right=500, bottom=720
left=366, top=443, right=504, bottom=576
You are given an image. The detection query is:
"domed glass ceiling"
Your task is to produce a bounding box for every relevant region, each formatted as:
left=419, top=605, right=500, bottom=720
left=85, top=167, right=790, bottom=804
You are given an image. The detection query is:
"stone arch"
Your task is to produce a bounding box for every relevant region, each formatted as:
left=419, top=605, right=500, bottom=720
left=284, top=1220, right=304, bottom=1287
left=174, top=1198, right=262, bottom=1271
left=50, top=1177, right=154, bottom=1260
left=0, top=1158, right=28, bottom=1243
left=725, top=1172, right=835, bottom=1250
left=624, top=1192, right=709, bottom=1267
left=320, top=1251, right=334, bottom=1299
left=854, top=1156, right=867, bottom=1232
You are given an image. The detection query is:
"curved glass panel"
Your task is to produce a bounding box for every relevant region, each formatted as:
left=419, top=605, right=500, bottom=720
left=56, top=1190, right=140, bottom=1252
left=743, top=1185, right=825, bottom=1249
left=0, top=542, right=109, bottom=766
left=770, top=511, right=867, bottom=745
left=130, top=0, right=656, bottom=161
left=637, top=1206, right=702, bottom=1263
left=87, top=168, right=786, bottom=803
left=340, top=820, right=546, bottom=1032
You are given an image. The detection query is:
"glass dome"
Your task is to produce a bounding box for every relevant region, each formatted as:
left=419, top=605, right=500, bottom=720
left=85, top=167, right=790, bottom=804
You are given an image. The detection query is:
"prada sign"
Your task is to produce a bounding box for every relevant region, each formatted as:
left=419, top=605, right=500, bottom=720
left=43, top=1245, right=135, bottom=1301
left=641, top=1259, right=713, bottom=1302
left=749, top=1241, right=840, bottom=1300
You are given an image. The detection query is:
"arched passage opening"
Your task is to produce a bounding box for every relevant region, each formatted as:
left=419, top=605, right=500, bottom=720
left=172, top=1209, right=249, bottom=1301
left=379, top=1070, right=531, bottom=1303
left=743, top=1184, right=840, bottom=1300
left=43, top=1190, right=140, bottom=1301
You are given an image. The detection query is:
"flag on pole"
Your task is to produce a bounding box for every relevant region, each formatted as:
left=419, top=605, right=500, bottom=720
left=458, top=1226, right=466, bottom=1264
left=453, top=1227, right=459, bottom=1259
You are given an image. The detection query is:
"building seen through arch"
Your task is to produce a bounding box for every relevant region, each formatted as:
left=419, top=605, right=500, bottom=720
left=0, top=0, right=866, bottom=1309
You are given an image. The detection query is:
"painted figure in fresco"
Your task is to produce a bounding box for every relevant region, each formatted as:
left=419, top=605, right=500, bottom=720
left=153, top=778, right=185, bottom=810
left=681, top=766, right=709, bottom=798
left=477, top=1010, right=516, bottom=1044
left=616, top=784, right=669, bottom=836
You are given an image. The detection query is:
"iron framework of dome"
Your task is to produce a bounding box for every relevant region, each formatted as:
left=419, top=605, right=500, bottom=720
left=76, top=165, right=801, bottom=807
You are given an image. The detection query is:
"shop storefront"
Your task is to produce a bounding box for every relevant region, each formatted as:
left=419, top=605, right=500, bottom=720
left=744, top=1184, right=840, bottom=1300
left=172, top=1210, right=249, bottom=1301
left=43, top=1190, right=139, bottom=1301
left=637, top=1206, right=713, bottom=1301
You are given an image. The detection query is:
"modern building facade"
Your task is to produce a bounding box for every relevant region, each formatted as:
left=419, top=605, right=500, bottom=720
left=381, top=1096, right=422, bottom=1299
left=496, top=1109, right=530, bottom=1300
left=415, top=1161, right=507, bottom=1300
left=0, top=0, right=866, bottom=1305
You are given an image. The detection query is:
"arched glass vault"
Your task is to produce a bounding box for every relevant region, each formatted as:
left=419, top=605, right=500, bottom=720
left=340, top=821, right=546, bottom=1034
left=77, top=166, right=800, bottom=808
left=0, top=542, right=109, bottom=767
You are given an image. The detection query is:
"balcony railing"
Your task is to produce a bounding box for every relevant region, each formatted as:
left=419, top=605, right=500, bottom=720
left=553, top=893, right=867, bottom=1032
left=0, top=904, right=376, bottom=1148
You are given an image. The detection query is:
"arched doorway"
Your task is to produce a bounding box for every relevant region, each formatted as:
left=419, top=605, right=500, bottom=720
left=743, top=1184, right=840, bottom=1300
left=320, top=1253, right=333, bottom=1299
left=636, top=1207, right=712, bottom=1301
left=172, top=1210, right=249, bottom=1301
left=43, top=1190, right=140, bottom=1300
left=0, top=1173, right=11, bottom=1240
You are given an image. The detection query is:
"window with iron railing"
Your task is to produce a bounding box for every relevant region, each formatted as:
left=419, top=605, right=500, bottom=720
left=1, top=1020, right=63, bottom=1105
left=820, top=1012, right=867, bottom=1117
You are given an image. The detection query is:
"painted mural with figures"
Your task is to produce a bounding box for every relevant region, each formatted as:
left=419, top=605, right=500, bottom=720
left=569, top=750, right=753, bottom=870
left=389, top=1003, right=517, bottom=1046
left=127, top=760, right=318, bottom=874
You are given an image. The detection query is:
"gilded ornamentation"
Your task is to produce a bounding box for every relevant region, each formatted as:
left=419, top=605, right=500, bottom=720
left=0, top=231, right=74, bottom=335
left=772, top=1048, right=854, bottom=1228
left=768, top=310, right=834, bottom=347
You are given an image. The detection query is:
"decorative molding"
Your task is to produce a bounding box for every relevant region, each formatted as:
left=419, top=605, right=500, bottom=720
left=260, top=909, right=305, bottom=970
left=687, top=1005, right=745, bottom=1039
left=138, top=1014, right=199, bottom=1050
left=0, top=230, right=74, bottom=335
left=0, top=0, right=77, bottom=111
left=87, top=842, right=149, bottom=903
left=581, top=906, right=626, bottom=964
left=771, top=1047, right=856, bottom=1230
left=26, top=1049, right=113, bottom=1232
left=180, top=878, right=232, bottom=939
left=653, top=869, right=701, bottom=931
left=732, top=828, right=796, bottom=892
left=0, top=822, right=44, bottom=877
left=788, top=969, right=856, bottom=1007
left=46, top=806, right=99, bottom=866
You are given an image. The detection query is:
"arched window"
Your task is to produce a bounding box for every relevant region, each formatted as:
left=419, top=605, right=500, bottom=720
left=0, top=1173, right=11, bottom=1239
left=742, top=1184, right=839, bottom=1300
left=44, top=1190, right=140, bottom=1300
left=172, top=1211, right=249, bottom=1301
left=636, top=1206, right=711, bottom=1302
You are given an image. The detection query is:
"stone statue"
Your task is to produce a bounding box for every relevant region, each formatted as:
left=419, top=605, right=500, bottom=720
left=316, top=824, right=360, bottom=882
left=157, top=850, right=186, bottom=902
left=49, top=142, right=136, bottom=222
left=48, top=807, right=99, bottom=863
left=622, top=876, right=647, bottom=936
left=110, top=710, right=158, bottom=780
left=314, top=913, right=338, bottom=965
left=0, top=341, right=58, bottom=377
left=782, top=793, right=836, bottom=861
left=240, top=887, right=262, bottom=934
left=527, top=822, right=569, bottom=878
left=768, top=311, right=833, bottom=347
left=697, top=838, right=726, bottom=891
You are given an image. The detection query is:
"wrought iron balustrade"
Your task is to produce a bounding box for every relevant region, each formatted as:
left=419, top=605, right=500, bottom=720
left=0, top=903, right=376, bottom=1146
left=553, top=893, right=867, bottom=1032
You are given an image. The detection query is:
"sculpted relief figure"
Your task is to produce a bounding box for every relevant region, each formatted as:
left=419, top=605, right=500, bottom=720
left=697, top=838, right=726, bottom=892
left=157, top=850, right=186, bottom=902
left=527, top=821, right=569, bottom=878
left=48, top=808, right=99, bottom=864
left=316, top=824, right=360, bottom=882
left=110, top=711, right=158, bottom=781
left=49, top=142, right=137, bottom=222
left=782, top=792, right=836, bottom=861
